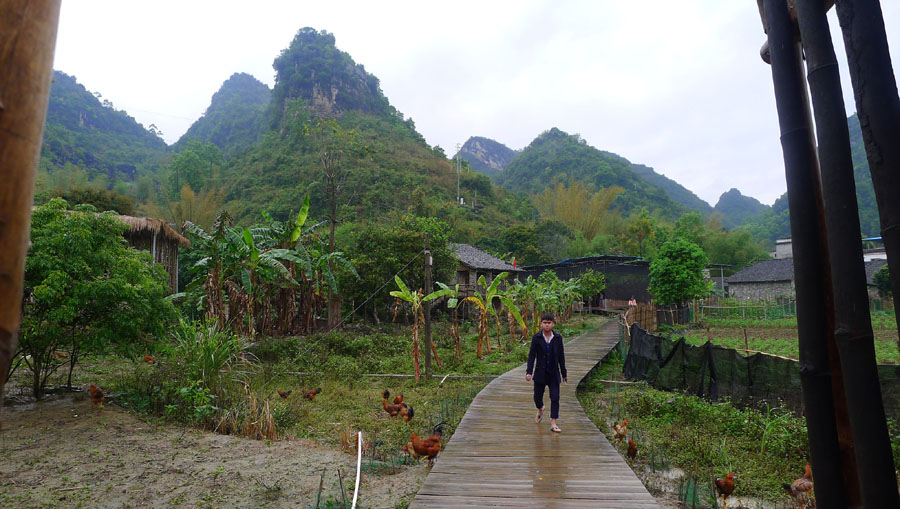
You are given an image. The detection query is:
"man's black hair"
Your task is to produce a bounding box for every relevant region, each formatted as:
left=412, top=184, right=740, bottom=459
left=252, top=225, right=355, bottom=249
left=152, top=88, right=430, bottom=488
left=540, top=312, right=555, bottom=322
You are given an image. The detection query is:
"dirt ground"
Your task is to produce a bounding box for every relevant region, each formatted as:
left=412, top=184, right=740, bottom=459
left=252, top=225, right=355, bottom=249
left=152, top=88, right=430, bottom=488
left=0, top=395, right=427, bottom=508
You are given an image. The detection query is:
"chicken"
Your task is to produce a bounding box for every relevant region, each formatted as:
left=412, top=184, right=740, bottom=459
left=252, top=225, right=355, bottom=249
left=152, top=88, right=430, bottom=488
left=715, top=472, right=736, bottom=509
left=54, top=350, right=67, bottom=359
left=393, top=393, right=404, bottom=405
left=304, top=388, right=322, bottom=401
left=626, top=437, right=637, bottom=465
left=613, top=417, right=628, bottom=446
left=89, top=384, right=104, bottom=408
left=277, top=389, right=292, bottom=399
left=401, top=442, right=421, bottom=462
left=400, top=404, right=415, bottom=423
left=143, top=355, right=155, bottom=364
left=410, top=422, right=446, bottom=467
left=783, top=462, right=813, bottom=509
left=381, top=390, right=405, bottom=417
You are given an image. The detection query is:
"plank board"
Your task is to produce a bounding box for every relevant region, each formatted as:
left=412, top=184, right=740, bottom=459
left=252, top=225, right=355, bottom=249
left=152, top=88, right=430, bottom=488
left=408, top=321, right=659, bottom=508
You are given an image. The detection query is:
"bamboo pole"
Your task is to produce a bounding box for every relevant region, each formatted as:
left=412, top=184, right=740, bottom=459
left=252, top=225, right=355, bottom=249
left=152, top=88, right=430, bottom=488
left=0, top=0, right=62, bottom=425
left=762, top=0, right=856, bottom=504
left=796, top=0, right=899, bottom=505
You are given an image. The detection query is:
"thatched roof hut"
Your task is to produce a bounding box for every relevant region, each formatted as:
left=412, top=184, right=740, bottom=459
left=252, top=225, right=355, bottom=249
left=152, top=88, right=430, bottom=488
left=113, top=215, right=190, bottom=292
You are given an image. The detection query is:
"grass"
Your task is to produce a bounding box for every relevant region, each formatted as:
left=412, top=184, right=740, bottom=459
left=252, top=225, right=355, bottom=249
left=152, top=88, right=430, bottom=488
left=13, top=315, right=604, bottom=461
left=682, top=326, right=900, bottom=364
left=703, top=310, right=897, bottom=330
left=578, top=352, right=812, bottom=503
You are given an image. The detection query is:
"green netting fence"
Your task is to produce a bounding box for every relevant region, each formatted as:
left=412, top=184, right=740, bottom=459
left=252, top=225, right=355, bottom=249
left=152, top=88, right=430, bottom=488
left=624, top=324, right=900, bottom=421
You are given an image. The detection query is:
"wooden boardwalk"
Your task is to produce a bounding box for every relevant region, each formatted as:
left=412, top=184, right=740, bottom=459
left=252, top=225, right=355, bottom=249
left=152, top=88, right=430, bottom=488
left=409, top=320, right=658, bottom=508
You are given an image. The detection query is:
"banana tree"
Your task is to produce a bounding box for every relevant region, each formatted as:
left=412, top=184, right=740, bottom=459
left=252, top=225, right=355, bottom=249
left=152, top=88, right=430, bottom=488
left=183, top=211, right=234, bottom=328
left=390, top=276, right=453, bottom=380
left=436, top=282, right=463, bottom=359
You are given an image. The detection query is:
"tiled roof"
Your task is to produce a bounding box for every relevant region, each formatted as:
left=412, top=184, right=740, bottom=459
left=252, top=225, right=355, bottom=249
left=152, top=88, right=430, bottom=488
left=452, top=243, right=519, bottom=271
left=726, top=257, right=887, bottom=285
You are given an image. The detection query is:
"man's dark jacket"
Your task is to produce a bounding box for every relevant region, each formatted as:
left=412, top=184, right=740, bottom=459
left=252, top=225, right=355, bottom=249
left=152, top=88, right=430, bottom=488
left=526, top=331, right=567, bottom=385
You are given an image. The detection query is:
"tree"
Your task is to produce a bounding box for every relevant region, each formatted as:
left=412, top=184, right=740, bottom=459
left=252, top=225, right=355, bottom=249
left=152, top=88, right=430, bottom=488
left=628, top=208, right=655, bottom=258
left=577, top=269, right=607, bottom=315
left=390, top=276, right=452, bottom=380
left=15, top=199, right=176, bottom=399
left=874, top=264, right=891, bottom=298
left=648, top=238, right=711, bottom=306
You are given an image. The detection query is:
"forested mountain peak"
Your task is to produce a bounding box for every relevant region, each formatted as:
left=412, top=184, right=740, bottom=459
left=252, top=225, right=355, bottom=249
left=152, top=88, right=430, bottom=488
left=713, top=188, right=767, bottom=229
left=458, top=136, right=518, bottom=177
left=173, top=72, right=271, bottom=158
left=496, top=127, right=687, bottom=219
left=630, top=163, right=713, bottom=216
left=269, top=27, right=394, bottom=125
left=39, top=71, right=167, bottom=192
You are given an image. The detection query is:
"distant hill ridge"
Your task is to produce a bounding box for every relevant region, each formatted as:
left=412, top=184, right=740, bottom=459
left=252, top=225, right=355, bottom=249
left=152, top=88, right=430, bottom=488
left=173, top=72, right=271, bottom=158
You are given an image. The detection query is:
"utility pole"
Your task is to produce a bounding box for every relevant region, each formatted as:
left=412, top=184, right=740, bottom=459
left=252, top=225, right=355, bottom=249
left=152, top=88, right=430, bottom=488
left=456, top=142, right=461, bottom=205
left=423, top=234, right=433, bottom=379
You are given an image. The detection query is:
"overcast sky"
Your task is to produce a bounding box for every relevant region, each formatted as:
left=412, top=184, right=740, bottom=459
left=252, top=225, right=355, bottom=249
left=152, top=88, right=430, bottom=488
left=53, top=1, right=900, bottom=207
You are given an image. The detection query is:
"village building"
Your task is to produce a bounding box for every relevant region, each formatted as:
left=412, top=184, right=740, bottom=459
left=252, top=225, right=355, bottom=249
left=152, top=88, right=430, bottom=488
left=726, top=257, right=887, bottom=301
left=519, top=255, right=651, bottom=305
left=452, top=243, right=520, bottom=298
left=114, top=215, right=190, bottom=293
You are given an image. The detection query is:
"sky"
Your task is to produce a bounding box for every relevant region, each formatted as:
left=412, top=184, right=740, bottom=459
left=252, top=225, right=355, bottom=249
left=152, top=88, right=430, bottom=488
left=53, top=1, right=900, bottom=207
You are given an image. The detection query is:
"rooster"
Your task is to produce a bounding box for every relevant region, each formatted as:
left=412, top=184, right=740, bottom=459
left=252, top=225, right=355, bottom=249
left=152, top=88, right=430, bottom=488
left=783, top=462, right=813, bottom=509
left=381, top=390, right=405, bottom=417
left=304, top=388, right=322, bottom=401
left=410, top=422, right=446, bottom=467
left=393, top=393, right=404, bottom=405
left=143, top=355, right=155, bottom=364
left=613, top=417, right=628, bottom=446
left=89, top=384, right=104, bottom=409
left=715, top=472, right=736, bottom=509
left=276, top=389, right=292, bottom=399
left=626, top=437, right=637, bottom=465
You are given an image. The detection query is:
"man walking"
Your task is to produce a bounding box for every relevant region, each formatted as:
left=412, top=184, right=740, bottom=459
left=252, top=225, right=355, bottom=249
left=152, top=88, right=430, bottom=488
left=526, top=313, right=567, bottom=432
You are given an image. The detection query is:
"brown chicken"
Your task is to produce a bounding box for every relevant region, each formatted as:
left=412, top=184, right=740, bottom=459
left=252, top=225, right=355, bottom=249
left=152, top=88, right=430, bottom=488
left=613, top=418, right=628, bottom=445
left=783, top=462, right=814, bottom=509
left=715, top=472, right=736, bottom=509
left=401, top=442, right=420, bottom=462
left=381, top=390, right=405, bottom=417
left=304, top=388, right=322, bottom=400
left=393, top=393, right=404, bottom=405
left=89, top=384, right=104, bottom=408
left=143, top=355, right=155, bottom=364
left=409, top=422, right=446, bottom=467
left=626, top=437, right=637, bottom=464
left=400, top=404, right=415, bottom=423
left=277, top=389, right=292, bottom=399
left=54, top=350, right=67, bottom=359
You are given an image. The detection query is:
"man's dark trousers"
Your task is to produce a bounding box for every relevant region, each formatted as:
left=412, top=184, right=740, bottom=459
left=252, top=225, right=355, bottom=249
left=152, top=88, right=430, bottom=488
left=534, top=377, right=560, bottom=419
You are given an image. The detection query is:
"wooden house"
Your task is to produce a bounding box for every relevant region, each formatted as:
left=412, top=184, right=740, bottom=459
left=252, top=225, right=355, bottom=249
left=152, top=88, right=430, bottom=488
left=114, top=215, right=190, bottom=293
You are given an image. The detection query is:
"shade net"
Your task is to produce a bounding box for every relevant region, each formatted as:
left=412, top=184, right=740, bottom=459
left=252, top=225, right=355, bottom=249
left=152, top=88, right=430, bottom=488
left=623, top=324, right=900, bottom=420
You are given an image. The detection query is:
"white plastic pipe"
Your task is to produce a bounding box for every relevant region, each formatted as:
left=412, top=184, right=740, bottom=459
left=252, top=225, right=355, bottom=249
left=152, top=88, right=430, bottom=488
left=352, top=431, right=362, bottom=509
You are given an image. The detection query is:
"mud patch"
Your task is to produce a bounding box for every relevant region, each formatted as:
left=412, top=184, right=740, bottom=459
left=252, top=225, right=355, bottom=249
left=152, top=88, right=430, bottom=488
left=0, top=397, right=427, bottom=508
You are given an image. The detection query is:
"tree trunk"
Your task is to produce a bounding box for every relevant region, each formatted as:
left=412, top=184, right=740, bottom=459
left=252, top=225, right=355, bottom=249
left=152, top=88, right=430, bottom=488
left=0, top=0, right=62, bottom=417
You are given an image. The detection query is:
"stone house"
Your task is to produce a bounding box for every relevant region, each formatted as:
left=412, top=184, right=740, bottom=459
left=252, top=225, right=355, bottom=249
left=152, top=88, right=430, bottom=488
left=452, top=243, right=520, bottom=298
left=726, top=257, right=887, bottom=300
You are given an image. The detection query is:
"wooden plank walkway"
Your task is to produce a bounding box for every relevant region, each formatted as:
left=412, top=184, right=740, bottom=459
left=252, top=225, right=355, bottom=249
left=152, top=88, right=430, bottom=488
left=409, top=320, right=659, bottom=508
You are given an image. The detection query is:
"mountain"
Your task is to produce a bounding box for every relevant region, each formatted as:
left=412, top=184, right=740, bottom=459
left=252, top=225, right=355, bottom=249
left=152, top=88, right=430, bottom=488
left=173, top=73, right=271, bottom=158
left=40, top=71, right=167, bottom=187
left=713, top=188, right=767, bottom=229
left=217, top=28, right=530, bottom=233
left=458, top=136, right=518, bottom=177
left=268, top=27, right=393, bottom=125
left=495, top=127, right=688, bottom=218
left=630, top=163, right=713, bottom=216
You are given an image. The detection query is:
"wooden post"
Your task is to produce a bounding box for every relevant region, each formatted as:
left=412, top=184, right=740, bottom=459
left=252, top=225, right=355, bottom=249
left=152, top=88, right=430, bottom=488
left=423, top=234, right=432, bottom=379
left=0, top=0, right=62, bottom=424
